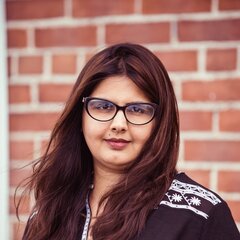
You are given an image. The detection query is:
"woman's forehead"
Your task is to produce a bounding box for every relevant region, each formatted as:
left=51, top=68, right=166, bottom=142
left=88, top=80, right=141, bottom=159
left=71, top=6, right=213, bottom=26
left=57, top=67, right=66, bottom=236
left=90, top=76, right=151, bottom=104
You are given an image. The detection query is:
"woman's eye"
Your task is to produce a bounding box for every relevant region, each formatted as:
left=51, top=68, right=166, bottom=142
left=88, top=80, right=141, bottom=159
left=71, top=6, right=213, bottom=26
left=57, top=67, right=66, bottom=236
left=128, top=105, right=145, bottom=114
left=134, top=107, right=143, bottom=113
left=127, top=104, right=154, bottom=116
left=91, top=101, right=114, bottom=110
left=97, top=104, right=112, bottom=109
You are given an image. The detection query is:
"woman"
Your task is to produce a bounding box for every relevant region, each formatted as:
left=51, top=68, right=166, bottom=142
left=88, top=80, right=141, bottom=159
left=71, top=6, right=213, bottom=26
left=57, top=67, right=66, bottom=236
left=19, top=43, right=240, bottom=240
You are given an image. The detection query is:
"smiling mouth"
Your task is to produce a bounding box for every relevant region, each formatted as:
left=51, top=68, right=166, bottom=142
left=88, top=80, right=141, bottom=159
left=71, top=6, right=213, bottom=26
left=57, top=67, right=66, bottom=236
left=105, top=139, right=130, bottom=150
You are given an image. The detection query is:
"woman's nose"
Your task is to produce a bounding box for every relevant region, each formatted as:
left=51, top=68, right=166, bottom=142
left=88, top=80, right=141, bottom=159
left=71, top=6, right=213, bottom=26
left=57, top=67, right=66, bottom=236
left=109, top=110, right=128, bottom=133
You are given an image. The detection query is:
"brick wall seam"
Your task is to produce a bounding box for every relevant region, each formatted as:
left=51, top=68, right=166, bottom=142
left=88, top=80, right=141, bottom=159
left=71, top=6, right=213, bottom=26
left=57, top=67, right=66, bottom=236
left=5, top=12, right=240, bottom=27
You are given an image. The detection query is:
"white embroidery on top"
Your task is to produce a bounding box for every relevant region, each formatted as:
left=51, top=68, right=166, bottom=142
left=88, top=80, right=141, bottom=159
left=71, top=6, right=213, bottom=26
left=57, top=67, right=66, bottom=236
left=160, top=179, right=221, bottom=219
left=172, top=193, right=183, bottom=202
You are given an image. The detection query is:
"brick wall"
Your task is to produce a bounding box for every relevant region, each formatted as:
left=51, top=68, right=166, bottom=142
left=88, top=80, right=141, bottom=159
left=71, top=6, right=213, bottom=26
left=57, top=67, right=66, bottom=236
left=6, top=0, right=240, bottom=239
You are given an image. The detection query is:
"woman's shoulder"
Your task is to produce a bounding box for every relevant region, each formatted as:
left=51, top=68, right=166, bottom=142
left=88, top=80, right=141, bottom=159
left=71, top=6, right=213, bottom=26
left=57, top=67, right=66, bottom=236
left=138, top=173, right=240, bottom=240
left=159, top=172, right=223, bottom=219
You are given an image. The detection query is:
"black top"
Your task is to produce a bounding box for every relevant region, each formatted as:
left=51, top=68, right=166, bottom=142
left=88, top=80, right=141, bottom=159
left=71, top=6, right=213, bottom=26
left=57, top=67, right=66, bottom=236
left=23, top=173, right=240, bottom=240
left=136, top=173, right=240, bottom=240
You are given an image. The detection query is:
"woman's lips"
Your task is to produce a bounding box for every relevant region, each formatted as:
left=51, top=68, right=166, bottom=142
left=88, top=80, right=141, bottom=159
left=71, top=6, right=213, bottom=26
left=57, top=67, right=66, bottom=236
left=105, top=138, right=130, bottom=150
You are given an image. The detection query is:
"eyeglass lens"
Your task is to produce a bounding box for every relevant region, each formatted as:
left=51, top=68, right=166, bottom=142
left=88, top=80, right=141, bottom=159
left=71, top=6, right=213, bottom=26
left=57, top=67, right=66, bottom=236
left=86, top=98, right=155, bottom=125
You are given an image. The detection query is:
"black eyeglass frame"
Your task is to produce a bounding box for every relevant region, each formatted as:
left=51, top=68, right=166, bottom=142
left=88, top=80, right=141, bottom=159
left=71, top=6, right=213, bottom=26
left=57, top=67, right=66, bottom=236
left=82, top=97, right=158, bottom=125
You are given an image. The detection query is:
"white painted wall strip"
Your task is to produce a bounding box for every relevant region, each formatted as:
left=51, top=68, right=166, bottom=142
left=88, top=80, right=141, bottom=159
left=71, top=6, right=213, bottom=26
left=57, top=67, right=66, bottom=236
left=0, top=0, right=10, bottom=239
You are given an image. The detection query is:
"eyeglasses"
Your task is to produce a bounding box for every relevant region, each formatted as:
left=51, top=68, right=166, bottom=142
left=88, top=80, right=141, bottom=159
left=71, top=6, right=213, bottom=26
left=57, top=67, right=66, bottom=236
left=82, top=97, right=158, bottom=125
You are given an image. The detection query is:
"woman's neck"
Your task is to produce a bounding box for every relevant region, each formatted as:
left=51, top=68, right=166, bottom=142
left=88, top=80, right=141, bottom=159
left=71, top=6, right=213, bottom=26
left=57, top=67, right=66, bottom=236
left=90, top=165, right=121, bottom=218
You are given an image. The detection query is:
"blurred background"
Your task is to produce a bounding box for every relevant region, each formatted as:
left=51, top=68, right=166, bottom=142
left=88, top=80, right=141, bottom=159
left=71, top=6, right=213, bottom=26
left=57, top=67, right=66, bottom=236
left=1, top=0, right=240, bottom=239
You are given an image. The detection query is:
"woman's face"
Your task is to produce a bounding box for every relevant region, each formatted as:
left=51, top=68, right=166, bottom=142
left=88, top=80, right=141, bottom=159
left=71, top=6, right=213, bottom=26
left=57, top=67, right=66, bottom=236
left=82, top=76, right=155, bottom=173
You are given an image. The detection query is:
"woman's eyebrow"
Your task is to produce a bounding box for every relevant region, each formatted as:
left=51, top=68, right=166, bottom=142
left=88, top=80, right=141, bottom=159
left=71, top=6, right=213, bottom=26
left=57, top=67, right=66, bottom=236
left=126, top=101, right=152, bottom=105
left=90, top=96, right=152, bottom=105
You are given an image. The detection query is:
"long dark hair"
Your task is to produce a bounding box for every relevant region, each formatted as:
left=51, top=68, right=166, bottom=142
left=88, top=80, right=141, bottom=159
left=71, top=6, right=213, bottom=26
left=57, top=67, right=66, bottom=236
left=17, top=43, right=179, bottom=240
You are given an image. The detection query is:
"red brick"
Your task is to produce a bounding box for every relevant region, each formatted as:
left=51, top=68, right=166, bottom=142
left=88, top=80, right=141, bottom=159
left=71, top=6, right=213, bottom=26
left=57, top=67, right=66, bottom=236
left=41, top=140, right=50, bottom=155
left=207, top=49, right=237, bottom=71
left=219, top=0, right=240, bottom=10
left=155, top=50, right=197, bottom=72
left=39, top=84, right=73, bottom=102
left=13, top=222, right=27, bottom=240
left=9, top=85, right=31, bottom=103
left=219, top=110, right=240, bottom=131
left=8, top=57, right=11, bottom=77
left=185, top=140, right=240, bottom=162
left=182, top=79, right=240, bottom=101
left=10, top=168, right=32, bottom=186
left=6, top=0, right=64, bottom=20
left=19, top=56, right=43, bottom=74
left=10, top=195, right=30, bottom=214
left=143, top=0, right=211, bottom=14
left=183, top=170, right=210, bottom=188
left=10, top=112, right=60, bottom=131
left=35, top=27, right=97, bottom=47
left=178, top=19, right=240, bottom=41
left=85, top=51, right=98, bottom=63
left=106, top=23, right=170, bottom=44
left=218, top=171, right=240, bottom=192
left=227, top=201, right=240, bottom=222
left=52, top=54, right=77, bottom=74
left=179, top=111, right=212, bottom=131
left=10, top=141, right=34, bottom=160
left=7, top=29, right=27, bottom=48
left=73, top=0, right=134, bottom=17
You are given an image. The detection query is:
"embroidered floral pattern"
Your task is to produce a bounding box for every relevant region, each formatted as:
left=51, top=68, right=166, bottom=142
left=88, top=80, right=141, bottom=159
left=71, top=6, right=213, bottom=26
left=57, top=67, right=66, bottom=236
left=190, top=196, right=201, bottom=206
left=160, top=178, right=221, bottom=219
left=172, top=193, right=183, bottom=202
